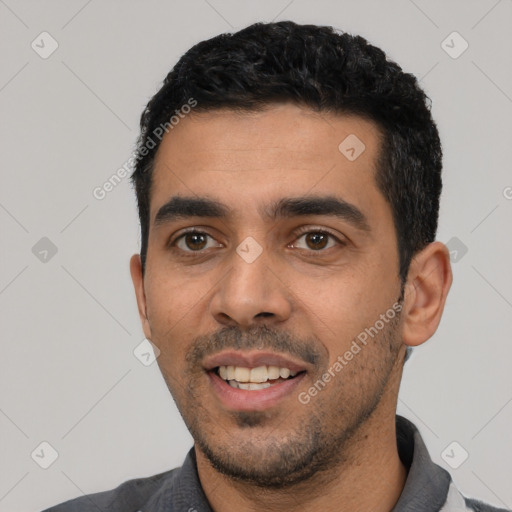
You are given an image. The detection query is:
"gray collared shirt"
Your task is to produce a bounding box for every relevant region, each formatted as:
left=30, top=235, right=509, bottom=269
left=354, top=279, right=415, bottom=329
left=42, top=415, right=509, bottom=511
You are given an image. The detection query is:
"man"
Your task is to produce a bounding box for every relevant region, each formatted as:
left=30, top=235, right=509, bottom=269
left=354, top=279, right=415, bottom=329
left=44, top=21, right=509, bottom=512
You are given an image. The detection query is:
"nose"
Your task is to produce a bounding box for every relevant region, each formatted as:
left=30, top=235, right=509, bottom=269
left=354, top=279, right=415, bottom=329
left=209, top=247, right=293, bottom=329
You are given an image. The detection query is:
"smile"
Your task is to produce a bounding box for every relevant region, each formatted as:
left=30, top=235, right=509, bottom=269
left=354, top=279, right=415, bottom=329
left=216, top=365, right=301, bottom=390
left=203, top=351, right=309, bottom=411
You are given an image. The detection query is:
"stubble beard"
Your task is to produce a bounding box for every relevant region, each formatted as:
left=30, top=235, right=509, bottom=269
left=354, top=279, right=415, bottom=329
left=164, top=311, right=403, bottom=489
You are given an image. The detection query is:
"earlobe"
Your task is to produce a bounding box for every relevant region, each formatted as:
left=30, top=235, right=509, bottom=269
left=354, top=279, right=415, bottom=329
left=129, top=254, right=152, bottom=340
left=401, top=242, right=453, bottom=347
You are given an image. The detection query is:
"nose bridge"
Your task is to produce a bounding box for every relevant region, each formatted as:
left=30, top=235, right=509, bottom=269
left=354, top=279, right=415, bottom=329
left=210, top=240, right=291, bottom=327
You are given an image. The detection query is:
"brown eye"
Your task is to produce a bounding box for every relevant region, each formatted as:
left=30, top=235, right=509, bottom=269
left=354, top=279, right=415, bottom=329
left=304, top=233, right=329, bottom=250
left=293, top=231, right=337, bottom=251
left=184, top=233, right=207, bottom=250
left=174, top=232, right=219, bottom=252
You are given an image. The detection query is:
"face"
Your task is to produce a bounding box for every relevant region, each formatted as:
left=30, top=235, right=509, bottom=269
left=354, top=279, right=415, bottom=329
left=131, top=104, right=407, bottom=487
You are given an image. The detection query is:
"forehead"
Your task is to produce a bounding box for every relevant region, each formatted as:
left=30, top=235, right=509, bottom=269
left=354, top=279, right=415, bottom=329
left=150, top=104, right=386, bottom=224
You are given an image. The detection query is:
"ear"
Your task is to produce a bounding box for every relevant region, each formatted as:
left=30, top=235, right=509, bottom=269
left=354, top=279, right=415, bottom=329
left=130, top=254, right=152, bottom=340
left=401, top=242, right=453, bottom=347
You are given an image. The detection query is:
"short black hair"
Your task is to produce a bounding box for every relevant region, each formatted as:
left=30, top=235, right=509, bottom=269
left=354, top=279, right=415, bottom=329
left=131, top=21, right=442, bottom=282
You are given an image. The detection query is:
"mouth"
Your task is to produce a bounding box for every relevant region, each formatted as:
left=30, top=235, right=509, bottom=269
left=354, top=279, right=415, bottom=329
left=203, top=351, right=308, bottom=411
left=215, top=364, right=304, bottom=390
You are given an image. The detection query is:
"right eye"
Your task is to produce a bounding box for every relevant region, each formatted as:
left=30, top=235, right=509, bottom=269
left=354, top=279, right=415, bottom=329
left=172, top=231, right=223, bottom=252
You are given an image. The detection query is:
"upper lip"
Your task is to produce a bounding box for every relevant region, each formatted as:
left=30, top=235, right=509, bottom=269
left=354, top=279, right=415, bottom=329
left=203, top=350, right=308, bottom=374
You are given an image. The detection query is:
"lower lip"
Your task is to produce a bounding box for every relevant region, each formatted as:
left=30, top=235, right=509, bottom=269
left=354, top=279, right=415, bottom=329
left=208, top=371, right=306, bottom=412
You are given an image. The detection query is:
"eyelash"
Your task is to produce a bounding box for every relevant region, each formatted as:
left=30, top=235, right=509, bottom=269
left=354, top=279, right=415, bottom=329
left=291, top=227, right=345, bottom=252
left=168, top=227, right=345, bottom=256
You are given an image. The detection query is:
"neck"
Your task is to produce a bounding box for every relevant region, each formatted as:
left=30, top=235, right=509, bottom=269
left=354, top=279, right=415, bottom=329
left=196, top=352, right=409, bottom=512
left=196, top=407, right=407, bottom=512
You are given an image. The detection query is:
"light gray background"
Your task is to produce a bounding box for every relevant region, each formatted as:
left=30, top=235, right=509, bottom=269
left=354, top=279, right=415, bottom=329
left=1, top=1, right=511, bottom=511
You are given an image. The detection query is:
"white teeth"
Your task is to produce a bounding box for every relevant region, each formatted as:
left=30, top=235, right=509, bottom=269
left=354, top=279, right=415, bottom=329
left=234, top=367, right=251, bottom=382
left=217, top=364, right=299, bottom=388
left=249, top=366, right=268, bottom=383
left=267, top=365, right=280, bottom=380
left=256, top=382, right=271, bottom=390
left=279, top=367, right=290, bottom=379
left=235, top=381, right=272, bottom=390
left=218, top=366, right=228, bottom=380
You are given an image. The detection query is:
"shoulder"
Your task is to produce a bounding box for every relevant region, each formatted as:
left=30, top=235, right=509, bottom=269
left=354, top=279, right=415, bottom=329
left=442, top=480, right=511, bottom=512
left=41, top=467, right=179, bottom=511
left=464, top=497, right=511, bottom=512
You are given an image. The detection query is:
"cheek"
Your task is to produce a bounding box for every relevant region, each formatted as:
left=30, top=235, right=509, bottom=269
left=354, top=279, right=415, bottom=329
left=147, top=253, right=212, bottom=307
left=144, top=272, right=205, bottom=344
left=294, top=268, right=396, bottom=357
left=289, top=275, right=362, bottom=344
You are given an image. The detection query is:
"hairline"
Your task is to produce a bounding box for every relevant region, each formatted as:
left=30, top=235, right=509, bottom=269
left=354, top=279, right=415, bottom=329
left=134, top=102, right=409, bottom=280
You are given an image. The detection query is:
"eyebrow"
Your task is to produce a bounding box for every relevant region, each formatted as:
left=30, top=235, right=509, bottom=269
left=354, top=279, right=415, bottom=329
left=154, top=197, right=231, bottom=227
left=154, top=195, right=371, bottom=232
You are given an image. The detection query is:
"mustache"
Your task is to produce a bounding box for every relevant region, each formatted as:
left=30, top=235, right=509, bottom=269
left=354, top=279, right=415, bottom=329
left=186, top=325, right=323, bottom=368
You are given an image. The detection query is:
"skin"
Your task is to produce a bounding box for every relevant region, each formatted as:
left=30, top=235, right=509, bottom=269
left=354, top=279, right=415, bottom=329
left=130, top=103, right=452, bottom=512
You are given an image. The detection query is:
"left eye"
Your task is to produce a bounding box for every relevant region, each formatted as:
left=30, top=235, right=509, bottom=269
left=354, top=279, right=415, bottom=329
left=292, top=232, right=338, bottom=251
left=174, top=232, right=221, bottom=252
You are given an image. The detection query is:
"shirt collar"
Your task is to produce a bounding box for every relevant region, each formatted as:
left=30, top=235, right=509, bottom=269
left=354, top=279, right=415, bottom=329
left=392, top=414, right=451, bottom=511
left=153, top=415, right=451, bottom=511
